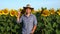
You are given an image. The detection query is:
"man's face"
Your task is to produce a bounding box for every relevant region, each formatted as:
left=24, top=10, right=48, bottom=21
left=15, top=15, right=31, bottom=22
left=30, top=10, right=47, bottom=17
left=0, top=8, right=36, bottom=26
left=26, top=8, right=31, bottom=14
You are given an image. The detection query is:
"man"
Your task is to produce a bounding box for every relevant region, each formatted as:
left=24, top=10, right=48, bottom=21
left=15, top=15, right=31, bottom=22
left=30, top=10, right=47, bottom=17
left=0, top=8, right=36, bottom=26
left=17, top=4, right=37, bottom=34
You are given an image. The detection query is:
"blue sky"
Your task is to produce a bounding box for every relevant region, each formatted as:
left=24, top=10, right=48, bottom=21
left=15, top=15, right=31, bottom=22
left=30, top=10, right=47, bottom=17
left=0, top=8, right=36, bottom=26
left=0, top=0, right=60, bottom=10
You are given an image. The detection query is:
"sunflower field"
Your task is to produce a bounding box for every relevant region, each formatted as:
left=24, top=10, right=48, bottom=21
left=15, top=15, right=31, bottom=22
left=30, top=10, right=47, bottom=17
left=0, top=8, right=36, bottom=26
left=0, top=8, right=60, bottom=34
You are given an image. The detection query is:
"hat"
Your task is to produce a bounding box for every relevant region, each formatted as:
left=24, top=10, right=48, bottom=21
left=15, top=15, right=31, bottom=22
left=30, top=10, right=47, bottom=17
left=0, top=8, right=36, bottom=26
left=23, top=4, right=34, bottom=10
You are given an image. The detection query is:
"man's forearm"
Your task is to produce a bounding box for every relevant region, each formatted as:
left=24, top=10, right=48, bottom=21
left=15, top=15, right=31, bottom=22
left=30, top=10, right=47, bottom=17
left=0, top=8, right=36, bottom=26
left=32, top=25, right=37, bottom=33
left=17, top=17, right=20, bottom=23
left=17, top=11, right=21, bottom=23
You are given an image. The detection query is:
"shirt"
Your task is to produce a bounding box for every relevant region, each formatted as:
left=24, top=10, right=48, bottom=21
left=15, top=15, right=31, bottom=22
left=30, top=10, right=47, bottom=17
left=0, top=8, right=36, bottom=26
left=17, top=14, right=37, bottom=34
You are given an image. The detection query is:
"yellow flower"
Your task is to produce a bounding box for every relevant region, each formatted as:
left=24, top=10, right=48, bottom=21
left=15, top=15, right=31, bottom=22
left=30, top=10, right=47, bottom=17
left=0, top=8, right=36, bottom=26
left=0, top=10, right=3, bottom=15
left=15, top=11, right=22, bottom=17
left=57, top=11, right=60, bottom=15
left=50, top=11, right=55, bottom=14
left=3, top=8, right=9, bottom=15
left=15, top=11, right=18, bottom=17
left=10, top=9, right=16, bottom=16
left=41, top=9, right=50, bottom=17
left=50, top=8, right=55, bottom=14
left=41, top=14, right=48, bottom=17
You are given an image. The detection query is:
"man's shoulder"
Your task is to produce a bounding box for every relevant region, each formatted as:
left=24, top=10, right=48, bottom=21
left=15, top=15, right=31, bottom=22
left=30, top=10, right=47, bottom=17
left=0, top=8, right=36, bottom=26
left=31, top=14, right=36, bottom=17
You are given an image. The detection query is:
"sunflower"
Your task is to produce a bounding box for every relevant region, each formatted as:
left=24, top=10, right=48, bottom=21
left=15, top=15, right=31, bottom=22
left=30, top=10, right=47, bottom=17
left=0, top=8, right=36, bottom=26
left=50, top=8, right=55, bottom=14
left=41, top=14, right=48, bottom=17
left=15, top=11, right=18, bottom=17
left=10, top=9, right=16, bottom=16
left=41, top=9, right=50, bottom=17
left=0, top=10, right=3, bottom=15
left=3, top=8, right=9, bottom=15
left=50, top=11, right=55, bottom=15
left=57, top=11, right=60, bottom=15
left=57, top=9, right=60, bottom=15
left=15, top=11, right=22, bottom=17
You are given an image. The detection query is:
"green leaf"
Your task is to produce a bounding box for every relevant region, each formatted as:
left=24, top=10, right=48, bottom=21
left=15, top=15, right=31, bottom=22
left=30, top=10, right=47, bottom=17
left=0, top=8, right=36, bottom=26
left=7, top=26, right=10, bottom=31
left=53, top=23, right=57, bottom=27
left=56, top=29, right=60, bottom=34
left=14, top=25, right=19, bottom=29
left=0, top=27, right=5, bottom=32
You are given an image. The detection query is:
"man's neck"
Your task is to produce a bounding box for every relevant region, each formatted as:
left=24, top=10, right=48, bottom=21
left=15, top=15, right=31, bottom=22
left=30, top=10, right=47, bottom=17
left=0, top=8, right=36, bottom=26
left=26, top=13, right=31, bottom=17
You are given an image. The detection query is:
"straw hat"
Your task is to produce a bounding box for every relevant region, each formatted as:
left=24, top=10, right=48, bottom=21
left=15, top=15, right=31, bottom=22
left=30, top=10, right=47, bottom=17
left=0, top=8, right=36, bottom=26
left=23, top=4, right=34, bottom=10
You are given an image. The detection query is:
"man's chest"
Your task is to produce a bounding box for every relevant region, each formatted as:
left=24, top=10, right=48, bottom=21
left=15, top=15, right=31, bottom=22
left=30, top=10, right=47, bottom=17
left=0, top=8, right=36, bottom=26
left=23, top=16, right=33, bottom=23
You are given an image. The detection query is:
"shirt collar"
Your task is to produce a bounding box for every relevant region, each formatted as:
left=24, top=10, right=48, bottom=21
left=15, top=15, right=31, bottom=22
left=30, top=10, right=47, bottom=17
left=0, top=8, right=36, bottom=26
left=24, top=13, right=33, bottom=17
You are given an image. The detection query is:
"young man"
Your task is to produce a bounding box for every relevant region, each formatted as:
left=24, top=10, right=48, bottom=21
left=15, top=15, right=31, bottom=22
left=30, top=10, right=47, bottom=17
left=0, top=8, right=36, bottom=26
left=17, top=4, right=37, bottom=34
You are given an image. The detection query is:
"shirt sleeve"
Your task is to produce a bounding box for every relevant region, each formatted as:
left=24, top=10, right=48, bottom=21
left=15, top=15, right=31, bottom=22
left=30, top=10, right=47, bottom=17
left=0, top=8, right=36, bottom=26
left=33, top=15, right=37, bottom=26
left=17, top=15, right=23, bottom=23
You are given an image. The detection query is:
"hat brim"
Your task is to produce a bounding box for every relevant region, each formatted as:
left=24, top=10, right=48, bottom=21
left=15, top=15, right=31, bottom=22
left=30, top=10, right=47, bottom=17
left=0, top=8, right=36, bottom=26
left=23, top=7, right=34, bottom=10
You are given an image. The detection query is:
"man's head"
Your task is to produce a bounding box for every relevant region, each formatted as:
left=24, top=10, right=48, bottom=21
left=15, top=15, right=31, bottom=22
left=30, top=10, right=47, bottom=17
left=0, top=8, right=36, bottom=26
left=23, top=4, right=34, bottom=14
left=25, top=8, right=31, bottom=14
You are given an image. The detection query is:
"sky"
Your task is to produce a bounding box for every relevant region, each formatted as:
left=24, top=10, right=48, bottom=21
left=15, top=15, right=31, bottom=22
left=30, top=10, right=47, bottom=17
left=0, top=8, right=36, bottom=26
left=0, top=0, right=60, bottom=10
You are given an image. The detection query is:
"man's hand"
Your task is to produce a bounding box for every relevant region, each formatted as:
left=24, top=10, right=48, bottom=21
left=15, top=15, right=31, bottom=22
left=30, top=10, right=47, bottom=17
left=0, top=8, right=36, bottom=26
left=30, top=25, right=37, bottom=34
left=17, top=11, right=21, bottom=17
left=17, top=11, right=21, bottom=22
left=30, top=30, right=34, bottom=34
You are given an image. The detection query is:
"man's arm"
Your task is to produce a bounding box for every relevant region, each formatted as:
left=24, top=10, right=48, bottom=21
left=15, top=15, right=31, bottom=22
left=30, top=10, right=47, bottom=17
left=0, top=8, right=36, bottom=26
left=17, top=17, right=20, bottom=23
left=31, top=15, right=37, bottom=34
left=17, top=11, right=22, bottom=23
left=31, top=25, right=37, bottom=34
